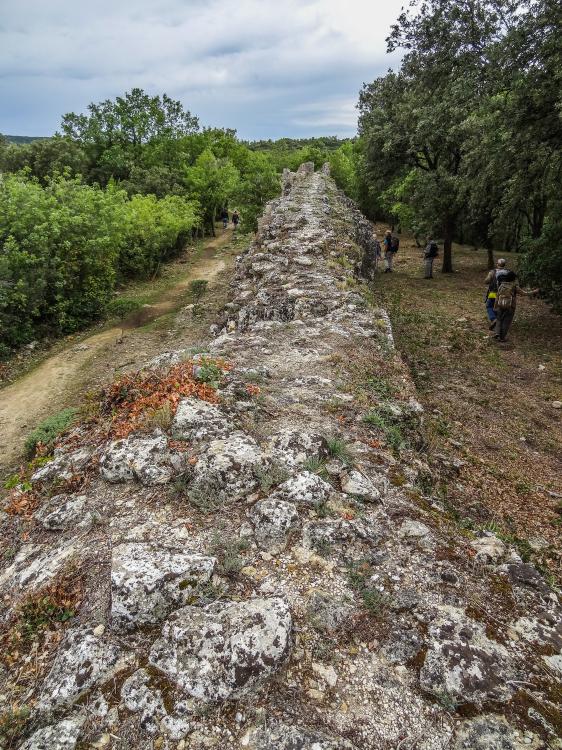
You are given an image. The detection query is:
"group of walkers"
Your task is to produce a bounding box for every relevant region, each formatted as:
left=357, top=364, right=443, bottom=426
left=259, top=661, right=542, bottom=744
left=220, top=208, right=240, bottom=231
left=372, top=230, right=400, bottom=273
left=371, top=230, right=438, bottom=278
left=370, top=227, right=538, bottom=344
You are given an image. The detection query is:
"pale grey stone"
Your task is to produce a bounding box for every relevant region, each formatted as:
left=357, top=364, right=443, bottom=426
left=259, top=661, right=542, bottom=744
left=149, top=597, right=291, bottom=701
left=172, top=397, right=233, bottom=441
left=454, top=714, right=537, bottom=749
left=244, top=722, right=356, bottom=750
left=193, top=431, right=268, bottom=498
left=471, top=533, right=506, bottom=564
left=38, top=625, right=133, bottom=711
left=250, top=498, right=298, bottom=553
left=34, top=494, right=89, bottom=531
left=18, top=715, right=86, bottom=750
left=111, top=543, right=216, bottom=631
left=100, top=434, right=180, bottom=485
left=420, top=607, right=516, bottom=706
left=267, top=429, right=326, bottom=469
left=340, top=469, right=381, bottom=503
left=271, top=471, right=333, bottom=507
left=32, top=447, right=95, bottom=483
left=120, top=669, right=166, bottom=735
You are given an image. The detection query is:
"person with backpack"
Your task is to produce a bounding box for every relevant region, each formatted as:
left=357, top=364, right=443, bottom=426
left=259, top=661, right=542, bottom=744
left=383, top=230, right=394, bottom=273
left=494, top=270, right=539, bottom=342
left=232, top=210, right=240, bottom=232
left=423, top=239, right=439, bottom=278
left=220, top=208, right=229, bottom=230
left=484, top=258, right=508, bottom=330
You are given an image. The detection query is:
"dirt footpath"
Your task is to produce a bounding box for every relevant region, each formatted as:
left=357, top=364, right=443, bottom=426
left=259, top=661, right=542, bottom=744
left=0, top=231, right=234, bottom=471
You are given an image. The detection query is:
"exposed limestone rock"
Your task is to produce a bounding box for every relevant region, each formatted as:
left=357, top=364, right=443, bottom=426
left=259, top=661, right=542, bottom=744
left=270, top=470, right=333, bottom=507
left=267, top=429, right=327, bottom=468
left=0, top=541, right=78, bottom=593
left=171, top=397, right=233, bottom=441
left=100, top=433, right=183, bottom=485
left=250, top=498, right=299, bottom=552
left=192, top=431, right=268, bottom=497
left=453, top=714, right=542, bottom=749
left=148, top=597, right=291, bottom=701
left=306, top=590, right=354, bottom=633
left=18, top=715, right=86, bottom=750
left=3, top=164, right=555, bottom=750
left=510, top=609, right=562, bottom=650
left=340, top=469, right=381, bottom=503
left=39, top=625, right=133, bottom=711
left=111, top=543, right=216, bottom=631
left=120, top=669, right=166, bottom=735
left=399, top=519, right=433, bottom=543
left=471, top=533, right=507, bottom=564
left=420, top=607, right=516, bottom=706
left=31, top=446, right=95, bottom=483
left=34, top=494, right=91, bottom=531
left=382, top=627, right=425, bottom=665
left=144, top=349, right=189, bottom=370
left=243, top=723, right=357, bottom=750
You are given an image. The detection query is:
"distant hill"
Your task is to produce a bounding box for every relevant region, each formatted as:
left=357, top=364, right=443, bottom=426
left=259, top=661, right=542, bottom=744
left=2, top=135, right=49, bottom=144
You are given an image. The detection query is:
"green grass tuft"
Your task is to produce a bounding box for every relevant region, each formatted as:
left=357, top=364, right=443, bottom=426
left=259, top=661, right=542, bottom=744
left=24, top=407, right=77, bottom=459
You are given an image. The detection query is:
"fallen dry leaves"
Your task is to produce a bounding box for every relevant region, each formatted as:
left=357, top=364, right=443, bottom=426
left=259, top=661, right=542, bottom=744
left=101, top=359, right=228, bottom=439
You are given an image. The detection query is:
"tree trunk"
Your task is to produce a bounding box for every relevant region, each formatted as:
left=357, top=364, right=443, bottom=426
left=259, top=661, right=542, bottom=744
left=487, top=248, right=495, bottom=270
left=442, top=217, right=454, bottom=273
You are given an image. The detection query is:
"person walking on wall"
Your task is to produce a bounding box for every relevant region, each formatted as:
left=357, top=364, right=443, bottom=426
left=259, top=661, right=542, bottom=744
left=383, top=230, right=394, bottom=273
left=484, top=258, right=508, bottom=330
left=232, top=210, right=240, bottom=232
left=493, top=270, right=539, bottom=343
left=424, top=238, right=439, bottom=278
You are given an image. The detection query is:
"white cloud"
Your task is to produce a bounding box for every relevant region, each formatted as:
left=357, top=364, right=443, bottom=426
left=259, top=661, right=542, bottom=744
left=0, top=0, right=404, bottom=138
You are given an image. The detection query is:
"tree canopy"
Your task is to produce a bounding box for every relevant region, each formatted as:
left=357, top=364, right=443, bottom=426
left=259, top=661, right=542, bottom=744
left=357, top=0, right=561, bottom=290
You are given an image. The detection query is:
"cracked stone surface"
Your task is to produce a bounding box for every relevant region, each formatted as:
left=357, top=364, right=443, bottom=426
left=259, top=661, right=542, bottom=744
left=18, top=715, right=86, bottom=750
left=243, top=722, right=357, bottom=749
left=420, top=607, right=517, bottom=706
left=38, top=625, right=133, bottom=711
left=111, top=543, right=216, bottom=631
left=172, top=397, right=233, bottom=441
left=2, top=164, right=557, bottom=750
left=100, top=433, right=182, bottom=485
left=250, top=498, right=299, bottom=552
left=148, top=597, right=292, bottom=701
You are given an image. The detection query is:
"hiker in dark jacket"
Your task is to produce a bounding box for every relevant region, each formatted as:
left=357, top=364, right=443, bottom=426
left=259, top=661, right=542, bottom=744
left=424, top=239, right=439, bottom=278
left=220, top=208, right=229, bottom=229
left=383, top=230, right=394, bottom=273
left=493, top=270, right=539, bottom=342
left=484, top=258, right=508, bottom=330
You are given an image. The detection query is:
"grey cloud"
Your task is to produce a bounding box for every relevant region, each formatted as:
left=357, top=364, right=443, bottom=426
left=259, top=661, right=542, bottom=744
left=0, top=0, right=404, bottom=138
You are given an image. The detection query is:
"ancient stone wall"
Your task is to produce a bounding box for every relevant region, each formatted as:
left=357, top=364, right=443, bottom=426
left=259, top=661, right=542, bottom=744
left=1, top=166, right=559, bottom=750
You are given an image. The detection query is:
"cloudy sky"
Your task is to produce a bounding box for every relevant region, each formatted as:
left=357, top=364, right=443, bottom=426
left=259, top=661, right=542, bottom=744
left=1, top=0, right=404, bottom=140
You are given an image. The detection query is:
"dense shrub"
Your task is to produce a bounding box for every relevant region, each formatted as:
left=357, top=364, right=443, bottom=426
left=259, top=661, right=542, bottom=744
left=118, top=193, right=199, bottom=278
left=0, top=172, right=200, bottom=351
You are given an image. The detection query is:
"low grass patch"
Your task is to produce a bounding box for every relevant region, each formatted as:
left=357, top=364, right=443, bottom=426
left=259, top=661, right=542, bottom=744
left=24, top=407, right=77, bottom=459
left=326, top=437, right=353, bottom=466
left=363, top=409, right=407, bottom=453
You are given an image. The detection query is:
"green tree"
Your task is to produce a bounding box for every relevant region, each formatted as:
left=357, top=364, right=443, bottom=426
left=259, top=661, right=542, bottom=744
left=359, top=0, right=523, bottom=272
left=184, top=149, right=239, bottom=236
left=61, top=89, right=199, bottom=185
